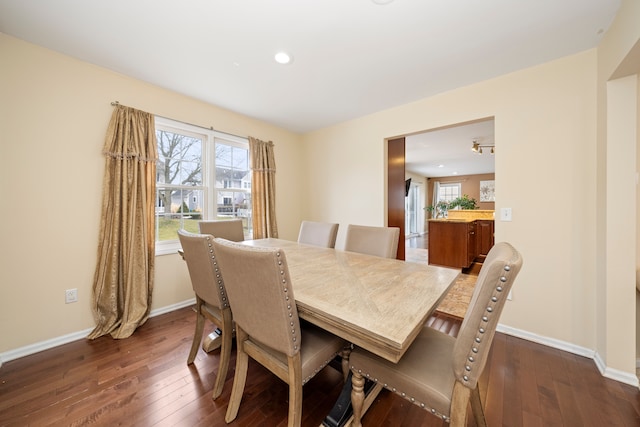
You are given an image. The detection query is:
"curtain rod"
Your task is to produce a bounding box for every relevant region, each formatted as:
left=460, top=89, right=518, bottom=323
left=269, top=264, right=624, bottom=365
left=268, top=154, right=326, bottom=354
left=110, top=101, right=247, bottom=140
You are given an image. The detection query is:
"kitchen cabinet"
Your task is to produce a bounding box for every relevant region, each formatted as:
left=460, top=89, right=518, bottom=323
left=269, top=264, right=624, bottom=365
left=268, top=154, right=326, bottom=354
left=428, top=220, right=477, bottom=269
left=428, top=219, right=494, bottom=269
left=475, top=220, right=495, bottom=262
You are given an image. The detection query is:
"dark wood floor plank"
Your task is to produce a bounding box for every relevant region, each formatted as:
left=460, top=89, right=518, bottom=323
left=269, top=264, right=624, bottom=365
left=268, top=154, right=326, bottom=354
left=1, top=306, right=639, bottom=427
left=515, top=335, right=543, bottom=418
left=483, top=330, right=506, bottom=425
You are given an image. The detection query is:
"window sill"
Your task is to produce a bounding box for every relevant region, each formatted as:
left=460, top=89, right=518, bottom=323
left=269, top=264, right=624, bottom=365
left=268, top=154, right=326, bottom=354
left=156, top=241, right=182, bottom=256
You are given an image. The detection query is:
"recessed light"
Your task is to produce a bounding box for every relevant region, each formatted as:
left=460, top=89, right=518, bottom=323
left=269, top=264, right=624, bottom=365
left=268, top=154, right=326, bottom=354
left=372, top=0, right=395, bottom=4
left=438, top=164, right=444, bottom=168
left=274, top=52, right=292, bottom=64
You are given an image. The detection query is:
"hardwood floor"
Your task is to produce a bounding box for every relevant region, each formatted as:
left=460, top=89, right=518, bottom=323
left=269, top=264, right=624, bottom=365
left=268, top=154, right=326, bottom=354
left=1, top=307, right=638, bottom=426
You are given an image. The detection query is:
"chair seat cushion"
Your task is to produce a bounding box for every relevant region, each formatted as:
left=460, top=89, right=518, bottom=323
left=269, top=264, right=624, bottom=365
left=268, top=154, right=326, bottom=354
left=299, top=323, right=345, bottom=383
left=350, top=326, right=456, bottom=417
left=252, top=322, right=345, bottom=385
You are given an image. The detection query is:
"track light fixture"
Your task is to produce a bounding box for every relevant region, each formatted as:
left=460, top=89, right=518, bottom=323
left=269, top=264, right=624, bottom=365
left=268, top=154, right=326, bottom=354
left=471, top=139, right=495, bottom=155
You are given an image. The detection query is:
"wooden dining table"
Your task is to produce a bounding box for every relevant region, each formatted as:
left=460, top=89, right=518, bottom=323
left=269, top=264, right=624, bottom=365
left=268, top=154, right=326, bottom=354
left=194, top=237, right=459, bottom=426
left=240, top=238, right=459, bottom=364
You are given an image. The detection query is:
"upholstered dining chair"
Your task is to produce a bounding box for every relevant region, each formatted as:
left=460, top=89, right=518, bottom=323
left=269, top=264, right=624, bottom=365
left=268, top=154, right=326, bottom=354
left=297, top=220, right=339, bottom=248
left=198, top=219, right=245, bottom=242
left=349, top=242, right=523, bottom=427
left=344, top=224, right=400, bottom=259
left=211, top=238, right=347, bottom=427
left=177, top=230, right=233, bottom=400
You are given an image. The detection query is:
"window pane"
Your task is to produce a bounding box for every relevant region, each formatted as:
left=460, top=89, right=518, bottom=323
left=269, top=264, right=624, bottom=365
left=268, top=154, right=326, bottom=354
left=217, top=190, right=249, bottom=216
left=215, top=142, right=250, bottom=189
left=180, top=159, right=201, bottom=185
left=156, top=130, right=202, bottom=185
left=155, top=188, right=203, bottom=241
left=438, top=183, right=461, bottom=203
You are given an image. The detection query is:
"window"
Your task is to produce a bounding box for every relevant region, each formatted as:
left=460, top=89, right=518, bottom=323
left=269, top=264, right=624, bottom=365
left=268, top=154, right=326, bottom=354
left=155, top=117, right=251, bottom=254
left=405, top=182, right=421, bottom=235
left=437, top=182, right=461, bottom=205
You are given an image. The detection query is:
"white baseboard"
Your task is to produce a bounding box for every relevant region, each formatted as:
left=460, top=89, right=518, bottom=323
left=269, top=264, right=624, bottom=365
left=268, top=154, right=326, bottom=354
left=0, top=298, right=196, bottom=366
left=497, top=324, right=640, bottom=388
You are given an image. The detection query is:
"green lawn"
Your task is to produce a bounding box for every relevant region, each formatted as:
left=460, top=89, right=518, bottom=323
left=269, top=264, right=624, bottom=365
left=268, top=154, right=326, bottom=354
left=157, top=216, right=248, bottom=241
left=157, top=217, right=200, bottom=241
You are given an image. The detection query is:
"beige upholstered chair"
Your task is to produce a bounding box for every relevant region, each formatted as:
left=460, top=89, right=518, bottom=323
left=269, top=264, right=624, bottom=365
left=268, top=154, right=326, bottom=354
left=177, top=230, right=233, bottom=400
left=297, top=220, right=339, bottom=248
left=211, top=238, right=346, bottom=427
left=344, top=224, right=400, bottom=259
left=198, top=219, right=245, bottom=242
left=349, top=242, right=523, bottom=427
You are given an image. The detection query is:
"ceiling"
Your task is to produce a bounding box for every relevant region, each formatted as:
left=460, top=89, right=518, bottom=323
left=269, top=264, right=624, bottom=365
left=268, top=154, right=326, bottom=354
left=0, top=0, right=620, bottom=137
left=406, top=119, right=495, bottom=178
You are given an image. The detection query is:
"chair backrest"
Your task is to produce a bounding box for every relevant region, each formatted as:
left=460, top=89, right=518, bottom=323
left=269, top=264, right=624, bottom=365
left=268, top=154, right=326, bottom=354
left=452, top=242, right=523, bottom=389
left=177, top=230, right=229, bottom=310
left=198, top=219, right=245, bottom=242
left=212, top=238, right=301, bottom=357
left=344, top=224, right=400, bottom=258
left=297, top=220, right=339, bottom=248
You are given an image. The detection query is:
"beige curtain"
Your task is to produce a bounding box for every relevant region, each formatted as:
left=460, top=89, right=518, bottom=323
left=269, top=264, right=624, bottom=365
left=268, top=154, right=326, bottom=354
left=249, top=137, right=278, bottom=239
left=88, top=105, right=158, bottom=340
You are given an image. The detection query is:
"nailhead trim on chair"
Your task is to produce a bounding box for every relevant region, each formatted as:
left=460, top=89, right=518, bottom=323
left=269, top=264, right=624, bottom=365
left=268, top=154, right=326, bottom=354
left=350, top=368, right=451, bottom=422
left=274, top=250, right=340, bottom=385
left=350, top=262, right=516, bottom=423
left=206, top=236, right=229, bottom=309
left=461, top=263, right=513, bottom=385
left=302, top=353, right=340, bottom=385
left=277, top=251, right=300, bottom=352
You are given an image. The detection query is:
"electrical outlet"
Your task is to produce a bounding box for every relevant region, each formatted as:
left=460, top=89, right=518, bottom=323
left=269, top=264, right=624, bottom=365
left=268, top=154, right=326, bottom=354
left=65, top=288, right=78, bottom=304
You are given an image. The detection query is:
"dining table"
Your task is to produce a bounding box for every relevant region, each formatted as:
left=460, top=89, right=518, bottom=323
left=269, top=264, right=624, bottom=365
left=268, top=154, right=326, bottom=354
left=239, top=238, right=459, bottom=427
left=192, top=237, right=459, bottom=426
left=241, top=238, right=459, bottom=362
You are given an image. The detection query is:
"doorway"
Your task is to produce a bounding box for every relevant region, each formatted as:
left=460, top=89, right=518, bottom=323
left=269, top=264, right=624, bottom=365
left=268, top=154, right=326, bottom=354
left=387, top=118, right=496, bottom=263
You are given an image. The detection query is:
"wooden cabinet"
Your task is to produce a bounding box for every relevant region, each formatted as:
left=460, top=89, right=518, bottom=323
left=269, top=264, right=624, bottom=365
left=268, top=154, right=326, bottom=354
left=428, top=219, right=494, bottom=269
left=475, top=220, right=495, bottom=262
left=428, top=220, right=477, bottom=269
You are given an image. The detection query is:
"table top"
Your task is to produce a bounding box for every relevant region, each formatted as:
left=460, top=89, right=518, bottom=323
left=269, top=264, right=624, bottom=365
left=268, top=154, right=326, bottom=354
left=241, top=238, right=459, bottom=363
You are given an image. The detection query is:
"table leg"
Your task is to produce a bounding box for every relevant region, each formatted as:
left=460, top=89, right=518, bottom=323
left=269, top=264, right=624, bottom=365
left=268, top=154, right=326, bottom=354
left=202, top=328, right=222, bottom=352
left=322, top=373, right=380, bottom=427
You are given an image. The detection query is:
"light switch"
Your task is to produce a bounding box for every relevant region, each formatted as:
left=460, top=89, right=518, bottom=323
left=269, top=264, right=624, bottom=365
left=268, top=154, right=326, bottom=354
left=500, top=207, right=512, bottom=221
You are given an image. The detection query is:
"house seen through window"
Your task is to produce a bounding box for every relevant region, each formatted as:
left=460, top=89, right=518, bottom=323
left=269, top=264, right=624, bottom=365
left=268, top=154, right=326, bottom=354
left=154, top=117, right=251, bottom=254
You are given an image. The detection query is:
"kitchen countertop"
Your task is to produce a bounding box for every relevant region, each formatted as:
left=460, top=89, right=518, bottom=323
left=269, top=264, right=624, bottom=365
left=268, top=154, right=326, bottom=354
left=431, top=209, right=495, bottom=222
left=428, top=218, right=476, bottom=223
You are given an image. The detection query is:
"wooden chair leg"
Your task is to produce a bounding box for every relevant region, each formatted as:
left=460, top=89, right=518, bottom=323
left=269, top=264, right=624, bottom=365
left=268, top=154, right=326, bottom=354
left=211, top=319, right=233, bottom=400
left=187, top=309, right=204, bottom=365
left=350, top=370, right=366, bottom=427
left=287, top=353, right=303, bottom=427
left=470, top=385, right=487, bottom=427
left=225, top=330, right=249, bottom=423
left=449, top=381, right=471, bottom=427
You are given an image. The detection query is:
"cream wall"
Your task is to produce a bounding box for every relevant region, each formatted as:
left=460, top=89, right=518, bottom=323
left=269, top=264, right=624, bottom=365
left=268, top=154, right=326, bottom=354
left=2, top=1, right=640, bottom=385
left=0, top=34, right=304, bottom=354
left=595, top=0, right=640, bottom=379
left=303, top=51, right=604, bottom=362
left=301, top=1, right=640, bottom=382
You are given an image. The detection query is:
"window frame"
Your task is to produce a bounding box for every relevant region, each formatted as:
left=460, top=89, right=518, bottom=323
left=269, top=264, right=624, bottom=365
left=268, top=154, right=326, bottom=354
left=437, top=182, right=462, bottom=205
left=154, top=117, right=250, bottom=255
